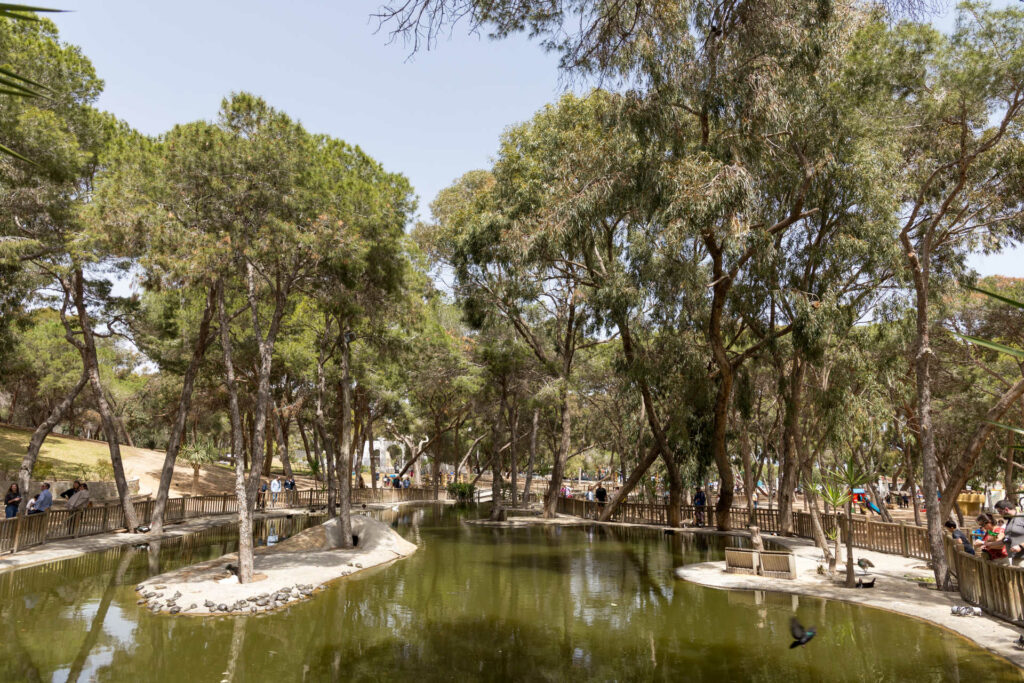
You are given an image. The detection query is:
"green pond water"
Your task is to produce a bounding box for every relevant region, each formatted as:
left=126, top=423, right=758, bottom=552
left=0, top=504, right=1020, bottom=682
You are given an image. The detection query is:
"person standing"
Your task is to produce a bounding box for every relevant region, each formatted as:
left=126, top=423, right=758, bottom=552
left=694, top=487, right=707, bottom=527
left=30, top=483, right=52, bottom=515
left=270, top=477, right=282, bottom=506
left=996, top=499, right=1024, bottom=566
left=595, top=483, right=607, bottom=509
left=5, top=484, right=22, bottom=518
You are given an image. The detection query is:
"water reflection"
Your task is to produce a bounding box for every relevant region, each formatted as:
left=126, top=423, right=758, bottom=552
left=0, top=506, right=1019, bottom=682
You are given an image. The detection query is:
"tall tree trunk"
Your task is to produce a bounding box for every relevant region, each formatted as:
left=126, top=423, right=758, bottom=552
left=901, top=233, right=947, bottom=586
left=369, top=413, right=378, bottom=491
left=239, top=261, right=289, bottom=565
left=845, top=503, right=856, bottom=588
left=315, top=320, right=336, bottom=510
left=706, top=249, right=737, bottom=530
left=542, top=382, right=571, bottom=518
left=334, top=331, right=354, bottom=548
left=739, top=422, right=755, bottom=526
left=151, top=285, right=215, bottom=533
left=778, top=359, right=804, bottom=535
left=218, top=283, right=253, bottom=582
left=600, top=444, right=659, bottom=521
left=261, top=420, right=275, bottom=478
left=615, top=314, right=682, bottom=526
left=803, top=466, right=835, bottom=574
left=909, top=453, right=921, bottom=526
left=523, top=407, right=538, bottom=505
left=296, top=415, right=316, bottom=480
left=278, top=412, right=294, bottom=478
left=69, top=270, right=139, bottom=530
left=490, top=385, right=508, bottom=520
left=1006, top=431, right=1016, bottom=502
left=17, top=368, right=89, bottom=515
left=509, top=404, right=519, bottom=507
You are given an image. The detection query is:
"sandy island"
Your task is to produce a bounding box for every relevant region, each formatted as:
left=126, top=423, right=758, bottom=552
left=135, top=514, right=416, bottom=616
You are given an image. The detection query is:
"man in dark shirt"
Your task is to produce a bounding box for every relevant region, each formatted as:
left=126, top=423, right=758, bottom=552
left=943, top=520, right=975, bottom=555
left=595, top=484, right=607, bottom=507
left=60, top=480, right=81, bottom=500
left=694, top=488, right=707, bottom=527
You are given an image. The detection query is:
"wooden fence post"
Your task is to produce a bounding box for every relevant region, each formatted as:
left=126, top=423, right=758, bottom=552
left=12, top=514, right=23, bottom=553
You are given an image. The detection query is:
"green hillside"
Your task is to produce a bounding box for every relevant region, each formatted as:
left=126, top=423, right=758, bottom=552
left=0, top=424, right=145, bottom=480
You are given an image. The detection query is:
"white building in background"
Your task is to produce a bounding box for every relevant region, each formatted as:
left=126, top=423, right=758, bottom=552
left=359, top=438, right=401, bottom=470
left=294, top=438, right=405, bottom=472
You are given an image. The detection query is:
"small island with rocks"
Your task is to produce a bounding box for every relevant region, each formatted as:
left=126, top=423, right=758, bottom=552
left=135, top=514, right=416, bottom=616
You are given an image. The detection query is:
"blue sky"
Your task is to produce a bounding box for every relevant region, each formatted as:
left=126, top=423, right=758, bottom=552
left=51, top=0, right=1022, bottom=277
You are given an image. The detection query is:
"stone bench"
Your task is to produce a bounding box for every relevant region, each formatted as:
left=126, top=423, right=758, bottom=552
left=724, top=547, right=796, bottom=579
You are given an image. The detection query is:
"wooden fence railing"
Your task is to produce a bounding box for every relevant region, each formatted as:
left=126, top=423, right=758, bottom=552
left=0, top=486, right=443, bottom=556
left=555, top=497, right=933, bottom=558
left=556, top=496, right=1024, bottom=625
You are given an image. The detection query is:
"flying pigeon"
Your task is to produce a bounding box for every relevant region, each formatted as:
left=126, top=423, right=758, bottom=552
left=790, top=617, right=816, bottom=649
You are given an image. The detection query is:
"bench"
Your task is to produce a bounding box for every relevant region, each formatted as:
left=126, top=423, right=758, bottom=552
left=725, top=548, right=760, bottom=575
left=759, top=549, right=797, bottom=579
left=724, top=547, right=796, bottom=579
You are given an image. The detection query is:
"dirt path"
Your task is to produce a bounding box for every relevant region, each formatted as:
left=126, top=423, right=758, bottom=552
left=121, top=449, right=317, bottom=497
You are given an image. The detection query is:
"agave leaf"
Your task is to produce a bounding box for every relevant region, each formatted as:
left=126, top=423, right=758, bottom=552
left=0, top=66, right=49, bottom=92
left=969, top=286, right=1024, bottom=311
left=955, top=333, right=1024, bottom=360
left=987, top=421, right=1024, bottom=437
left=0, top=3, right=63, bottom=19
left=0, top=85, right=38, bottom=98
left=0, top=141, right=34, bottom=164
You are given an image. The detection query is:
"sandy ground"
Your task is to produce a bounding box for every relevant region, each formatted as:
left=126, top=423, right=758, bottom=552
left=135, top=514, right=416, bottom=616
left=121, top=448, right=318, bottom=498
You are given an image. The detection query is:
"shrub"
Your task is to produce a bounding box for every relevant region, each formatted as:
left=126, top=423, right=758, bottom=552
left=446, top=481, right=476, bottom=502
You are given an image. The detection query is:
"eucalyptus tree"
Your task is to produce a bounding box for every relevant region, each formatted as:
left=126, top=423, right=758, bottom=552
left=423, top=164, right=598, bottom=517
left=867, top=4, right=1024, bottom=583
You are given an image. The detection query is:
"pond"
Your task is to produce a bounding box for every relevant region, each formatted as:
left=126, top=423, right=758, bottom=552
left=0, top=505, right=1019, bottom=682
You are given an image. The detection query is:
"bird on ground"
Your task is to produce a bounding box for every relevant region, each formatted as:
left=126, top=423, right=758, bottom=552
left=790, top=617, right=816, bottom=649
left=1014, top=634, right=1024, bottom=650
left=857, top=558, right=874, bottom=574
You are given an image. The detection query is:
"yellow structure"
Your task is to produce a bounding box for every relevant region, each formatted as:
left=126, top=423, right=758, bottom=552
left=957, top=492, right=985, bottom=517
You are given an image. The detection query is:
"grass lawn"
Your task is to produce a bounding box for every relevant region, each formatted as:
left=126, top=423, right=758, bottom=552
left=0, top=423, right=147, bottom=480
